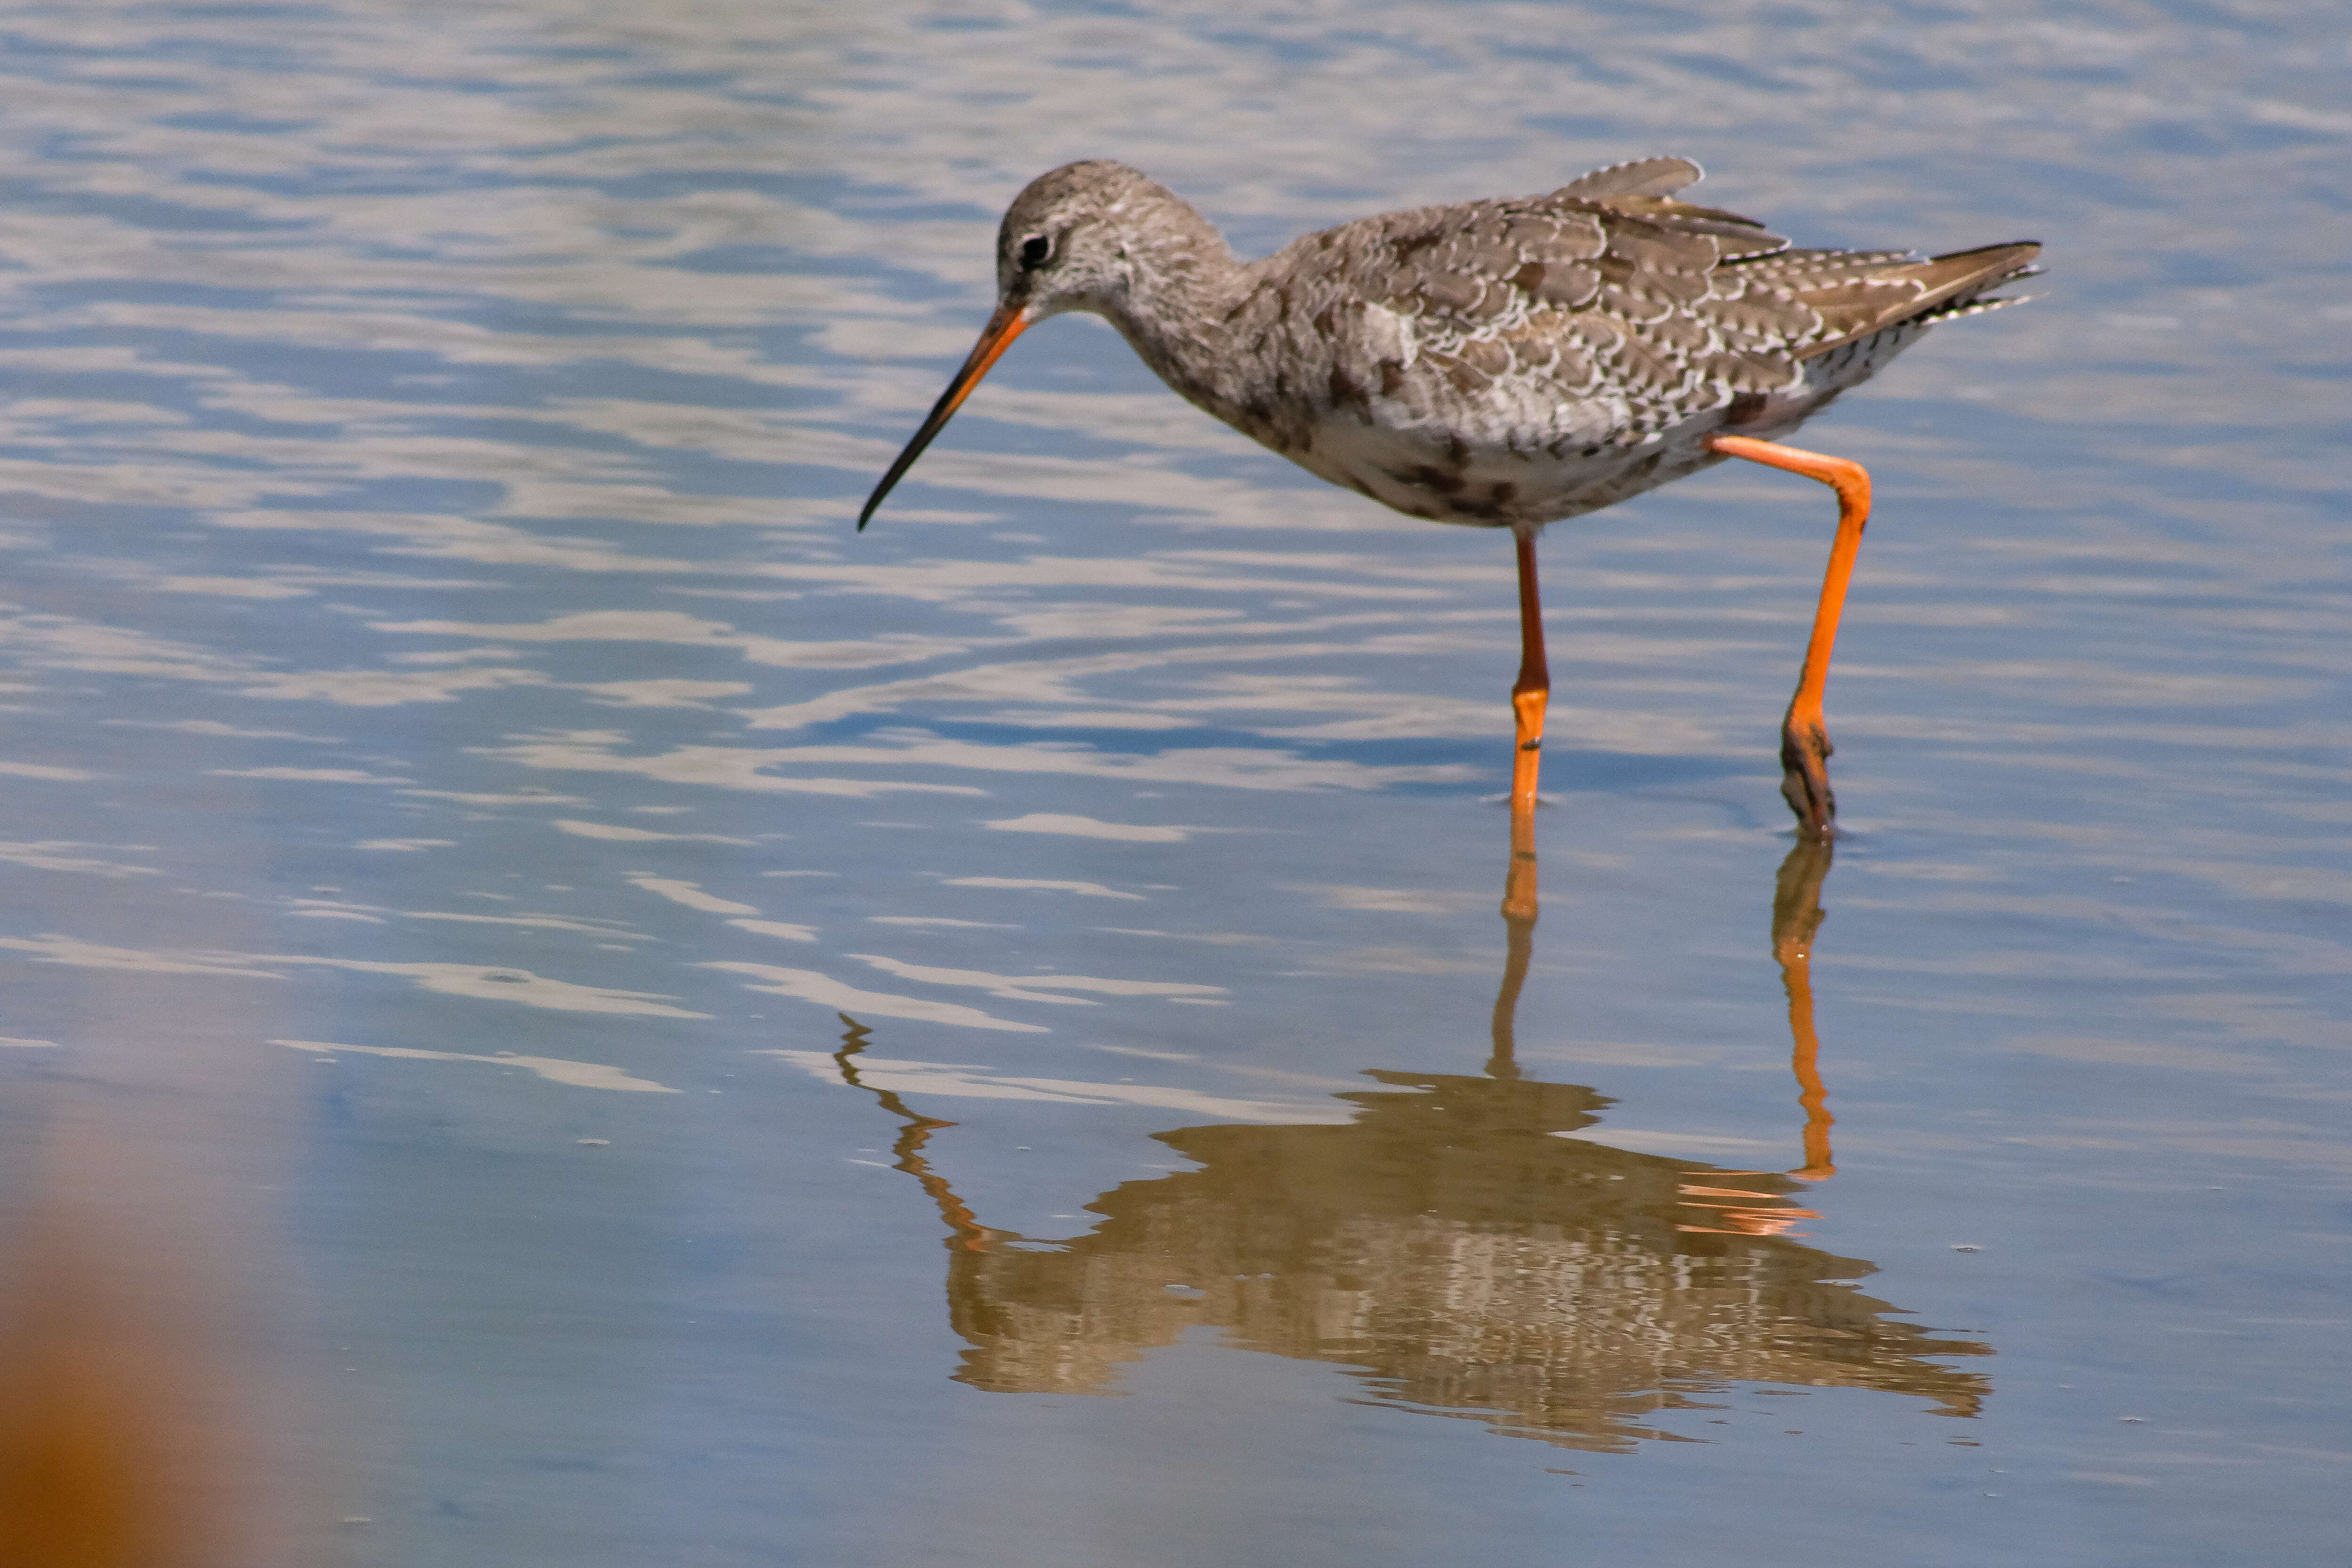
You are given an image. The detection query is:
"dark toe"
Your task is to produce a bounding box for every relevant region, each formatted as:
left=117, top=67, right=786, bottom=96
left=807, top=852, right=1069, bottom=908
left=1780, top=728, right=1837, bottom=835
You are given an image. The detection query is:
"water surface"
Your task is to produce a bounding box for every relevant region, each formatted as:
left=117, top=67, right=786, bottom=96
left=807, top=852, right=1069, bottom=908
left=0, top=3, right=2345, bottom=1564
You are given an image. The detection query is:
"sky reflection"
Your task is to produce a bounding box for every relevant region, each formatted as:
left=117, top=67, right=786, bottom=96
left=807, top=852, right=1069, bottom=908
left=0, top=2, right=2345, bottom=1564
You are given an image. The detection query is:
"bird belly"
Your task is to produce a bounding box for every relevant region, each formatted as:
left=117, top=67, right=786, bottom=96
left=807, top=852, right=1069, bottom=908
left=1294, top=410, right=1713, bottom=528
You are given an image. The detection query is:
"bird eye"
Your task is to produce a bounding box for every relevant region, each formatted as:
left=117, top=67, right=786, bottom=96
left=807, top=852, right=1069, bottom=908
left=1019, top=234, right=1052, bottom=269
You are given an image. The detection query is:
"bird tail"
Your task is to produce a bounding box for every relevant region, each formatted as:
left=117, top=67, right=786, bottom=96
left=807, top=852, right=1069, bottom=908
left=1790, top=241, right=2043, bottom=360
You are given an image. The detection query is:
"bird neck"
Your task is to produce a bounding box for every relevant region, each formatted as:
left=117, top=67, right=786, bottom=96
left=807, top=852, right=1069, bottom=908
left=1087, top=198, right=1253, bottom=414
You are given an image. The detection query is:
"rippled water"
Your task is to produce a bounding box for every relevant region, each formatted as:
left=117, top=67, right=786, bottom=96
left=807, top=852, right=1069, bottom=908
left=0, top=3, right=2345, bottom=1564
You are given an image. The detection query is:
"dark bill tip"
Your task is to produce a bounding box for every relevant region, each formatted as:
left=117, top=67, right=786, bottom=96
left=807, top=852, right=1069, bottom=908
left=857, top=302, right=1031, bottom=533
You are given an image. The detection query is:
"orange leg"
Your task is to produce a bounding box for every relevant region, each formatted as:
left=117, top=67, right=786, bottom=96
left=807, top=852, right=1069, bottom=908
left=1706, top=434, right=1872, bottom=836
left=1509, top=528, right=1549, bottom=818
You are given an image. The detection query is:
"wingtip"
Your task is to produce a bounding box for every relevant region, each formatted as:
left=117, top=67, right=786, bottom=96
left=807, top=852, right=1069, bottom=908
left=1933, top=239, right=2043, bottom=274
left=1553, top=155, right=1705, bottom=200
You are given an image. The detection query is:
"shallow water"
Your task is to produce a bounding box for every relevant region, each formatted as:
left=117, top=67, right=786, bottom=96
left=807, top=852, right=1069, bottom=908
left=0, top=2, right=2345, bottom=1563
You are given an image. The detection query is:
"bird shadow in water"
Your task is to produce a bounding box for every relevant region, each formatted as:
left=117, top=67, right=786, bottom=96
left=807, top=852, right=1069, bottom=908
left=830, top=826, right=1986, bottom=1454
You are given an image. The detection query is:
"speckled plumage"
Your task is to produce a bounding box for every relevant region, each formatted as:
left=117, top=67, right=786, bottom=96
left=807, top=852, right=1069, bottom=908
left=985, top=157, right=2037, bottom=529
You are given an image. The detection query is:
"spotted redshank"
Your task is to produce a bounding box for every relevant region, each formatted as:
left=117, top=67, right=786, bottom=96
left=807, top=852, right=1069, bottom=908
left=859, top=157, right=2038, bottom=835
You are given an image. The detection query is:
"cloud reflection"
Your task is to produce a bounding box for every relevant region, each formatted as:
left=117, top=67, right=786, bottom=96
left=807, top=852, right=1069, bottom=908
left=702, top=961, right=1048, bottom=1033
left=0, top=935, right=708, bottom=1016
left=765, top=1048, right=1337, bottom=1122
left=942, top=878, right=1144, bottom=901
left=272, top=1040, right=680, bottom=1093
left=844, top=953, right=1226, bottom=1005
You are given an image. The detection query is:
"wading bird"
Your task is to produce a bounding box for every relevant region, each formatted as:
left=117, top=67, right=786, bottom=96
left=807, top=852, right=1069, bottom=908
left=859, top=158, right=2037, bottom=834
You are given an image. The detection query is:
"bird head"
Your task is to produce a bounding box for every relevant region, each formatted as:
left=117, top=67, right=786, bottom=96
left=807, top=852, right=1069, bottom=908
left=858, top=161, right=1187, bottom=531
left=992, top=159, right=1165, bottom=318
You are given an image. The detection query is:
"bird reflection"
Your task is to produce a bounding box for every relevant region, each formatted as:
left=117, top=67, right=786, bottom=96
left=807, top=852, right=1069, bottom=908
left=832, top=831, right=1986, bottom=1453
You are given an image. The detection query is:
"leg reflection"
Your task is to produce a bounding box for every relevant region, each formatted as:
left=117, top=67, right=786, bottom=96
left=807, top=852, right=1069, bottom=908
left=1772, top=838, right=1838, bottom=1181
left=1487, top=804, right=1539, bottom=1080
left=1486, top=818, right=1840, bottom=1182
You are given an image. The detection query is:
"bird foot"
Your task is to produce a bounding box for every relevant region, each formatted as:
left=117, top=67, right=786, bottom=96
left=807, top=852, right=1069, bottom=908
left=1780, top=721, right=1837, bottom=837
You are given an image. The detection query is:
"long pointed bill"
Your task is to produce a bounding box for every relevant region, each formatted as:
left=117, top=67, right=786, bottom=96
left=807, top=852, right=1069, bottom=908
left=857, top=301, right=1032, bottom=531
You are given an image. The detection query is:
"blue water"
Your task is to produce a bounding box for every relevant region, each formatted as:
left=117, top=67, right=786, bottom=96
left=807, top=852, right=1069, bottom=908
left=0, top=3, right=2345, bottom=1563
